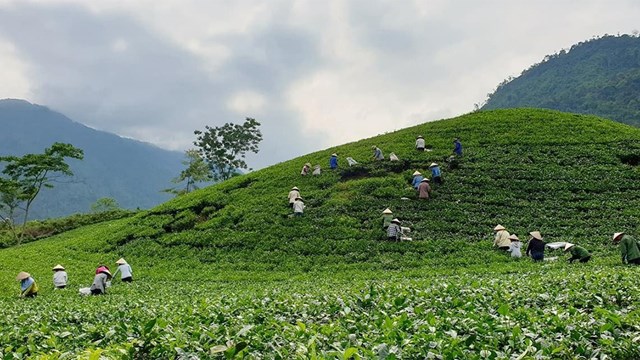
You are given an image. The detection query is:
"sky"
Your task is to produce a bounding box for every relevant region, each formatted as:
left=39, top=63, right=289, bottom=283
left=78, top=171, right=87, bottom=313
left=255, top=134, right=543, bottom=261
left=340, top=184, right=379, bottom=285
left=0, top=0, right=639, bottom=169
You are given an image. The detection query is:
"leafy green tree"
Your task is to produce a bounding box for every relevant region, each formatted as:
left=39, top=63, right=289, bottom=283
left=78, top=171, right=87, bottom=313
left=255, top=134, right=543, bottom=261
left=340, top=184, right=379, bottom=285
left=193, top=118, right=262, bottom=181
left=91, top=197, right=121, bottom=213
left=164, top=149, right=212, bottom=196
left=0, top=142, right=84, bottom=243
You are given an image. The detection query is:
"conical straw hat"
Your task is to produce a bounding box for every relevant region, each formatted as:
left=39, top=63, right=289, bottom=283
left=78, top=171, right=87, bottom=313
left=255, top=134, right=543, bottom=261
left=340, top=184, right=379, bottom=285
left=382, top=208, right=393, bottom=214
left=563, top=243, right=575, bottom=251
left=116, top=258, right=127, bottom=265
left=612, top=232, right=625, bottom=242
left=16, top=272, right=30, bottom=281
left=508, top=234, right=519, bottom=241
left=52, top=264, right=65, bottom=271
left=291, top=186, right=299, bottom=190
left=494, top=224, right=505, bottom=231
left=529, top=231, right=543, bottom=240
left=412, top=171, right=422, bottom=176
left=331, top=153, right=337, bottom=157
left=429, top=163, right=438, bottom=167
left=391, top=218, right=401, bottom=224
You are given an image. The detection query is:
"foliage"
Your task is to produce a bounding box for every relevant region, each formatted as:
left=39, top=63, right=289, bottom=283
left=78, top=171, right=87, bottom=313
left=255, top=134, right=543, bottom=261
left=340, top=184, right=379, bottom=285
left=164, top=149, right=212, bottom=196
left=194, top=118, right=262, bottom=181
left=483, top=34, right=640, bottom=127
left=0, top=142, right=84, bottom=244
left=90, top=197, right=121, bottom=213
left=1, top=109, right=640, bottom=357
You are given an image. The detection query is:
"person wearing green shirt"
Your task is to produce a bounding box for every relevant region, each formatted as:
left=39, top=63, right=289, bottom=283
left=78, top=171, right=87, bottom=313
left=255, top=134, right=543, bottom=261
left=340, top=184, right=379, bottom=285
left=613, top=232, right=640, bottom=265
left=563, top=243, right=591, bottom=263
left=381, top=208, right=393, bottom=229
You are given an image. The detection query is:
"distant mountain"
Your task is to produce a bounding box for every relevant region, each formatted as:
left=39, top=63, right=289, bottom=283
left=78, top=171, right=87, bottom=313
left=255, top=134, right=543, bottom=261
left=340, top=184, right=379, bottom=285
left=482, top=34, right=640, bottom=127
left=0, top=99, right=184, bottom=219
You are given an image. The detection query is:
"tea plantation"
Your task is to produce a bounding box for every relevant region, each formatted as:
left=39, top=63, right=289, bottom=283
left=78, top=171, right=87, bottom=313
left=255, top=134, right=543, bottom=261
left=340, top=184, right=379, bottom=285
left=1, top=108, right=640, bottom=359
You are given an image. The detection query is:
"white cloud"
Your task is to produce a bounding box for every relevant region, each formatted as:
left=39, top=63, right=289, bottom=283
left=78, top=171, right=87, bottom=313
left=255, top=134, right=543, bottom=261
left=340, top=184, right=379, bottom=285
left=227, top=90, right=267, bottom=115
left=0, top=39, right=31, bottom=99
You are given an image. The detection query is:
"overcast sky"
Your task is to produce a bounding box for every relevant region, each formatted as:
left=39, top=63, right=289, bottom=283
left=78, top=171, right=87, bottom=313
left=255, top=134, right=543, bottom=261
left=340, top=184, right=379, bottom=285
left=0, top=0, right=638, bottom=168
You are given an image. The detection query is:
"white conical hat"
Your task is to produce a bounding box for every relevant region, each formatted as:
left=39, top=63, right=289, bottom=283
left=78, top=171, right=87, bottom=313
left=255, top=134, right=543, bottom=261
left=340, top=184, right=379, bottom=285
left=613, top=232, right=624, bottom=242
left=508, top=234, right=519, bottom=241
left=16, top=272, right=30, bottom=281
left=331, top=153, right=337, bottom=157
left=391, top=218, right=401, bottom=223
left=563, top=243, right=575, bottom=251
left=52, top=264, right=65, bottom=271
left=291, top=186, right=299, bottom=190
left=116, top=258, right=127, bottom=265
left=412, top=171, right=422, bottom=176
left=429, top=163, right=438, bottom=167
left=494, top=224, right=505, bottom=231
left=529, top=231, right=543, bottom=240
left=382, top=208, right=393, bottom=214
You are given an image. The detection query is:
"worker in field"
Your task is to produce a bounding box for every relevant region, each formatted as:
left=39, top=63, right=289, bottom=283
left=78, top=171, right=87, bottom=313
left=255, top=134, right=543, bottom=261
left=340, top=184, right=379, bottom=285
left=508, top=234, right=522, bottom=258
left=612, top=232, right=640, bottom=265
left=493, top=225, right=511, bottom=251
left=113, top=258, right=133, bottom=282
left=526, top=231, right=545, bottom=261
left=16, top=272, right=38, bottom=298
left=288, top=187, right=301, bottom=208
left=301, top=163, right=311, bottom=176
left=382, top=208, right=393, bottom=229
left=372, top=146, right=384, bottom=161
left=415, top=135, right=425, bottom=151
left=453, top=138, right=463, bottom=157
left=446, top=155, right=459, bottom=170
left=387, top=218, right=402, bottom=241
left=418, top=178, right=432, bottom=200
left=52, top=264, right=68, bottom=289
left=411, top=171, right=424, bottom=190
left=563, top=243, right=591, bottom=263
left=429, top=163, right=443, bottom=184
left=90, top=265, right=112, bottom=295
left=293, top=197, right=305, bottom=216
left=312, top=165, right=321, bottom=176
left=329, top=153, right=338, bottom=169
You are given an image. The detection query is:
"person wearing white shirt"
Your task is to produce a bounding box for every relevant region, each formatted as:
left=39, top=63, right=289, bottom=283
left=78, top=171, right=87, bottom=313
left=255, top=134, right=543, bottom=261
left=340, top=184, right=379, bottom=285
left=52, top=264, right=67, bottom=289
left=113, top=258, right=133, bottom=282
left=293, top=197, right=305, bottom=216
left=288, top=187, right=301, bottom=208
left=416, top=136, right=426, bottom=151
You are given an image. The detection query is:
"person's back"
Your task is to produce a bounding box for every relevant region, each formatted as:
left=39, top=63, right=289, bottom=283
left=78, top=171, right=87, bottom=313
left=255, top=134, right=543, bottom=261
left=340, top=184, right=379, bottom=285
left=418, top=181, right=431, bottom=199
left=526, top=234, right=545, bottom=261
left=288, top=189, right=300, bottom=205
left=453, top=139, right=463, bottom=156
left=411, top=172, right=423, bottom=189
left=312, top=165, right=321, bottom=176
left=416, top=137, right=425, bottom=150
left=372, top=146, right=384, bottom=160
left=293, top=199, right=305, bottom=215
left=387, top=222, right=401, bottom=241
left=329, top=155, right=338, bottom=169
left=53, top=271, right=68, bottom=288
left=510, top=241, right=522, bottom=258
left=90, top=273, right=109, bottom=295
left=115, top=262, right=133, bottom=282
left=431, top=166, right=441, bottom=178
left=494, top=230, right=511, bottom=249
left=619, top=234, right=640, bottom=264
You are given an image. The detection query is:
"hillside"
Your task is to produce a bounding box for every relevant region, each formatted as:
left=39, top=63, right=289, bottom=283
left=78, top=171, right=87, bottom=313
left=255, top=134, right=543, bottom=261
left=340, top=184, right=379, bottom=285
left=1, top=109, right=640, bottom=358
left=483, top=34, right=640, bottom=127
left=0, top=99, right=185, bottom=218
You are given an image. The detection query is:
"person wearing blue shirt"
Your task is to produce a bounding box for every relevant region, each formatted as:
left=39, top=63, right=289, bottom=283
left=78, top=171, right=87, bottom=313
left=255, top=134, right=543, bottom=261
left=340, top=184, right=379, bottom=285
left=329, top=153, right=338, bottom=169
left=429, top=163, right=442, bottom=184
left=411, top=171, right=423, bottom=190
left=453, top=138, right=463, bottom=156
left=372, top=146, right=384, bottom=161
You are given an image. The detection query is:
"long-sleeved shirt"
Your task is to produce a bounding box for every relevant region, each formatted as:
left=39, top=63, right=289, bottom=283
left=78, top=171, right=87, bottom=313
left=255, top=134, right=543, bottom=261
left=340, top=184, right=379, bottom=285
left=373, top=148, right=384, bottom=160
left=416, top=138, right=425, bottom=149
left=568, top=245, right=591, bottom=262
left=526, top=238, right=545, bottom=256
left=494, top=230, right=511, bottom=248
left=20, top=277, right=38, bottom=296
left=418, top=182, right=431, bottom=199
left=431, top=166, right=441, bottom=178
left=411, top=175, right=424, bottom=189
left=288, top=190, right=300, bottom=204
left=509, top=241, right=522, bottom=258
left=113, top=264, right=132, bottom=280
left=454, top=141, right=463, bottom=156
left=387, top=223, right=401, bottom=239
left=329, top=156, right=338, bottom=169
left=53, top=271, right=68, bottom=287
left=293, top=200, right=305, bottom=214
left=90, top=273, right=109, bottom=294
left=619, top=235, right=640, bottom=264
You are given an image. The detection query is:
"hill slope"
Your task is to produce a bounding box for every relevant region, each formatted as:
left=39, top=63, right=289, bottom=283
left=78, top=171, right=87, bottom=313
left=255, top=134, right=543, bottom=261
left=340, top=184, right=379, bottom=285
left=1, top=108, right=640, bottom=358
left=482, top=34, right=640, bottom=127
left=0, top=99, right=184, bottom=218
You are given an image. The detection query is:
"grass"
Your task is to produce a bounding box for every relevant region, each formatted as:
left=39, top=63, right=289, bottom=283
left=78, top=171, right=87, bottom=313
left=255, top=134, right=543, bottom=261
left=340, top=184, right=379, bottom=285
left=1, top=108, right=640, bottom=358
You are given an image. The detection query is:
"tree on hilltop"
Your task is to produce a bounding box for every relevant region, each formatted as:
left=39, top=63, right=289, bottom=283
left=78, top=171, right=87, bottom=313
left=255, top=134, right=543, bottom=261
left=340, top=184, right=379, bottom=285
left=164, top=149, right=212, bottom=196
left=193, top=118, right=262, bottom=181
left=0, top=142, right=84, bottom=244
